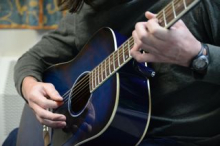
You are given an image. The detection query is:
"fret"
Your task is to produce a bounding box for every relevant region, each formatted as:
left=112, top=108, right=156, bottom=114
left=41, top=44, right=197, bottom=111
left=124, top=41, right=130, bottom=60
left=183, top=0, right=187, bottom=9
left=172, top=0, right=177, bottom=18
left=163, top=9, right=167, bottom=27
left=99, top=65, right=102, bottom=83
left=174, top=0, right=185, bottom=16
left=106, top=57, right=110, bottom=77
left=97, top=66, right=99, bottom=85
left=164, top=3, right=175, bottom=25
left=93, top=69, right=96, bottom=89
left=97, top=66, right=100, bottom=85
left=100, top=63, right=103, bottom=82
left=157, top=12, right=165, bottom=27
left=109, top=54, right=114, bottom=73
left=114, top=51, right=119, bottom=69
left=112, top=52, right=116, bottom=71
left=105, top=59, right=107, bottom=78
left=122, top=44, right=126, bottom=62
left=89, top=72, right=93, bottom=91
left=128, top=38, right=134, bottom=52
left=94, top=67, right=97, bottom=88
left=102, top=60, right=106, bottom=81
left=185, top=0, right=195, bottom=6
left=92, top=71, right=95, bottom=90
left=117, top=49, right=121, bottom=66
left=119, top=45, right=124, bottom=65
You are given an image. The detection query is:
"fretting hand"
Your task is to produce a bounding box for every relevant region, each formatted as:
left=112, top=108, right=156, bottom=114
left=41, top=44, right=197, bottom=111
left=130, top=11, right=201, bottom=67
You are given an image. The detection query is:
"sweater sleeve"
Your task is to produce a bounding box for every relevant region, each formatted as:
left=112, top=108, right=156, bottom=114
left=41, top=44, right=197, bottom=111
left=183, top=0, right=220, bottom=85
left=14, top=13, right=79, bottom=98
left=201, top=0, right=220, bottom=84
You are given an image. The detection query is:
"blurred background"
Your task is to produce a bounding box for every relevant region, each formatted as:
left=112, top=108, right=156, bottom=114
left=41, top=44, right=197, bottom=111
left=0, top=0, right=66, bottom=144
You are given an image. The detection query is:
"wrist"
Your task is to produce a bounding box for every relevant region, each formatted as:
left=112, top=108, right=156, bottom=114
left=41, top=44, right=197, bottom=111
left=22, top=76, right=38, bottom=100
left=190, top=43, right=210, bottom=74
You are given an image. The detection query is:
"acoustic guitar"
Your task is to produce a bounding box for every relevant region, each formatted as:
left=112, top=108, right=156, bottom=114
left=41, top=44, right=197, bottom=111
left=17, top=0, right=201, bottom=145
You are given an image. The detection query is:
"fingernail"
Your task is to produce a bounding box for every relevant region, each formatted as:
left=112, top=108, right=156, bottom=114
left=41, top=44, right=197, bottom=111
left=56, top=101, right=64, bottom=106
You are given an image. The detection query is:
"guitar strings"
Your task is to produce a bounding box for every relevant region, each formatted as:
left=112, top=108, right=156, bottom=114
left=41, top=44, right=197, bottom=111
left=61, top=34, right=134, bottom=106
left=63, top=74, right=90, bottom=101
left=156, top=0, right=184, bottom=26
left=55, top=0, right=188, bottom=108
left=59, top=73, right=90, bottom=103
left=91, top=37, right=133, bottom=87
left=58, top=2, right=171, bottom=105
left=92, top=37, right=133, bottom=86
left=63, top=38, right=133, bottom=105
left=89, top=0, right=187, bottom=87
left=68, top=78, right=90, bottom=106
left=72, top=0, right=182, bottom=99
left=89, top=0, right=188, bottom=92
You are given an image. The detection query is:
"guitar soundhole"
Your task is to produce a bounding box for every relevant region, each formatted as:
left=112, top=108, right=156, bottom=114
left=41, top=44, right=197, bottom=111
left=68, top=72, right=91, bottom=116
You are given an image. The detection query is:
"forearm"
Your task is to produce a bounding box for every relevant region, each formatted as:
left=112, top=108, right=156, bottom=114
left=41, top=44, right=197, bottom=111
left=14, top=50, right=47, bottom=101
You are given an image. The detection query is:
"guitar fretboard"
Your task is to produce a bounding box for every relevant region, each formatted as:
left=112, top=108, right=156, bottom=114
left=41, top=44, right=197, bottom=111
left=89, top=0, right=200, bottom=92
left=157, top=0, right=200, bottom=28
left=90, top=37, right=134, bottom=92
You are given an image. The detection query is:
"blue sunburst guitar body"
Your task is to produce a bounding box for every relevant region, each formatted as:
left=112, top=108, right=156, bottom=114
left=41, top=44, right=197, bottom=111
left=43, top=27, right=152, bottom=146
left=16, top=0, right=201, bottom=145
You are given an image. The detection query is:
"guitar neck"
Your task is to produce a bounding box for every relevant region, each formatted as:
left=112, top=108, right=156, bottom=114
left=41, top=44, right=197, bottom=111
left=89, top=0, right=201, bottom=92
left=157, top=0, right=200, bottom=28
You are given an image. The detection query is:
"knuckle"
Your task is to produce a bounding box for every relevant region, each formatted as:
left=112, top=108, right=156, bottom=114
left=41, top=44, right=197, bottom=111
left=41, top=112, right=50, bottom=120
left=135, top=22, right=141, bottom=29
left=132, top=30, right=136, bottom=37
left=47, top=83, right=55, bottom=88
left=130, top=49, right=134, bottom=55
left=32, top=83, right=42, bottom=90
left=137, top=41, right=144, bottom=48
left=139, top=34, right=146, bottom=42
left=39, top=102, right=48, bottom=109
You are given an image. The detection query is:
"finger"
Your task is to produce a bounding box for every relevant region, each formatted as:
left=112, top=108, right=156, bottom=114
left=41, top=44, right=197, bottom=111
left=36, top=114, right=66, bottom=128
left=130, top=43, right=148, bottom=62
left=134, top=22, right=148, bottom=44
left=132, top=30, right=161, bottom=54
left=146, top=18, right=169, bottom=41
left=31, top=91, right=63, bottom=109
left=44, top=83, right=63, bottom=101
left=132, top=28, right=144, bottom=49
left=145, top=11, right=157, bottom=19
left=131, top=45, right=166, bottom=63
left=32, top=103, right=66, bottom=122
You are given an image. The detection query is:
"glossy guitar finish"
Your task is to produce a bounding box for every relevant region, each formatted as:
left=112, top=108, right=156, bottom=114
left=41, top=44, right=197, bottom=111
left=16, top=1, right=202, bottom=145
left=43, top=28, right=151, bottom=146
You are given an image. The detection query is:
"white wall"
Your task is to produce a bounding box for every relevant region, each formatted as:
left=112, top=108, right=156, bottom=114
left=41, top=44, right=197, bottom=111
left=0, top=29, right=48, bottom=57
left=0, top=29, right=48, bottom=144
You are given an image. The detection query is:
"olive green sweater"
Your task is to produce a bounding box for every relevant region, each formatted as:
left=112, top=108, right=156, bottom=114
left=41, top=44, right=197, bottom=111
left=14, top=0, right=220, bottom=144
